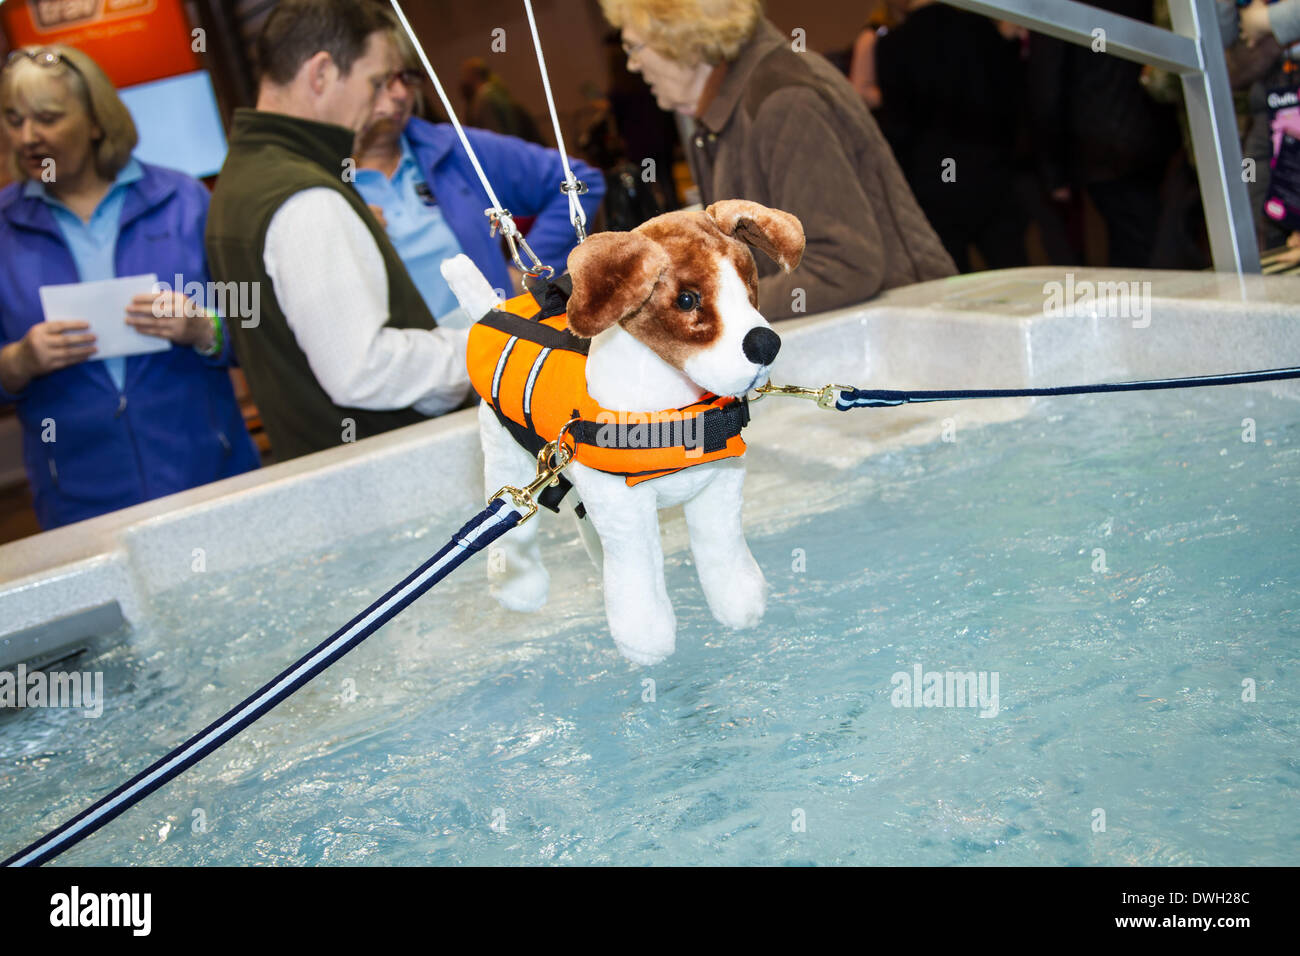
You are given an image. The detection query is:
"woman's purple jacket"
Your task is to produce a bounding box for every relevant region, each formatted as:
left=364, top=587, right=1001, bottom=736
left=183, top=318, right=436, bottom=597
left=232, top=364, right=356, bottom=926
left=0, top=161, right=259, bottom=530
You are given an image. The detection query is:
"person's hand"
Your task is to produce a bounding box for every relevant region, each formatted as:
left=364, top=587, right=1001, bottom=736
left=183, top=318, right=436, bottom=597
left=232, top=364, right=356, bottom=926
left=17, top=320, right=97, bottom=376
left=1240, top=0, right=1273, bottom=47
left=1276, top=231, right=1300, bottom=266
left=125, top=292, right=214, bottom=350
left=995, top=20, right=1027, bottom=42
left=368, top=203, right=388, bottom=229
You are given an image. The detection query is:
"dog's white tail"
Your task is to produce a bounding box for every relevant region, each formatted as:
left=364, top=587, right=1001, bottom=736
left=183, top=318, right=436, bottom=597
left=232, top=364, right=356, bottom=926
left=441, top=254, right=505, bottom=323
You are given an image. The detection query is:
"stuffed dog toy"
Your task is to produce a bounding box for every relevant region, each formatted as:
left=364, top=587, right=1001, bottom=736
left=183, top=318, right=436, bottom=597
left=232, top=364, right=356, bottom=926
left=443, top=200, right=805, bottom=665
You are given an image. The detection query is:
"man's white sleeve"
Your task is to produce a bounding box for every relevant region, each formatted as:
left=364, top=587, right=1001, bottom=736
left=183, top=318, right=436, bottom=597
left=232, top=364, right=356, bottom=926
left=263, top=188, right=471, bottom=416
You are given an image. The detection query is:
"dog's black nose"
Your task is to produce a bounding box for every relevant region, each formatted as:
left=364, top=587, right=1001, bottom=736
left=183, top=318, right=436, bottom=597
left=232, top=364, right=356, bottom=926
left=742, top=327, right=781, bottom=366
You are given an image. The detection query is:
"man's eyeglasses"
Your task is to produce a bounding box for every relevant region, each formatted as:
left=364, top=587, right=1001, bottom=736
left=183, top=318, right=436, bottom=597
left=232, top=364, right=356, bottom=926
left=621, top=39, right=646, bottom=58
left=386, top=68, right=423, bottom=91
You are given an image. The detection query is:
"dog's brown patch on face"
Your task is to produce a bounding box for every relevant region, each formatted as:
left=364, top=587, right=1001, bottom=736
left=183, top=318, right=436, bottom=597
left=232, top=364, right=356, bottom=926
left=617, top=212, right=760, bottom=371
left=565, top=231, right=668, bottom=337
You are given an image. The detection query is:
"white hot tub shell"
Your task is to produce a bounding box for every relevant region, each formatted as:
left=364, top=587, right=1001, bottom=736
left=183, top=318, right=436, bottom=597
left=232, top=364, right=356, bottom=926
left=1, top=267, right=1296, bottom=670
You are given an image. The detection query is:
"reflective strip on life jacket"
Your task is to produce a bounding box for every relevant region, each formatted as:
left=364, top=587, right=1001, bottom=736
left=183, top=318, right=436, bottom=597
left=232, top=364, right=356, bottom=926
left=467, top=289, right=749, bottom=486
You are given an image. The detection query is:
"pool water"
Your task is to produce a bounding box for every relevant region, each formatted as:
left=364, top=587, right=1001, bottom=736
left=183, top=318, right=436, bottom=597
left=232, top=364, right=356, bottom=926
left=2, top=386, right=1297, bottom=865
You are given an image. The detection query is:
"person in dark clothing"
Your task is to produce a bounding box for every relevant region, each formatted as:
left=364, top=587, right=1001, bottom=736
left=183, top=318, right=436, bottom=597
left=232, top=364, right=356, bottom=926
left=578, top=30, right=678, bottom=231
left=849, top=0, right=910, bottom=111
left=875, top=0, right=1029, bottom=272
left=206, top=0, right=469, bottom=463
left=1222, top=0, right=1300, bottom=253
left=1026, top=0, right=1180, bottom=268
left=459, top=58, right=545, bottom=146
left=600, top=0, right=955, bottom=318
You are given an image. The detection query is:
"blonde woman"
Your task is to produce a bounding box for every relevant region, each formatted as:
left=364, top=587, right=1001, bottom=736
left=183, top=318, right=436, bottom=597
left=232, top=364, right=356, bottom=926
left=0, top=46, right=258, bottom=530
left=601, top=0, right=955, bottom=318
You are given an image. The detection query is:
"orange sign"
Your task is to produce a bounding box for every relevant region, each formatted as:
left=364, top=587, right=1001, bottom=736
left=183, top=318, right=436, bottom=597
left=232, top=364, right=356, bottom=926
left=2, top=0, right=199, bottom=89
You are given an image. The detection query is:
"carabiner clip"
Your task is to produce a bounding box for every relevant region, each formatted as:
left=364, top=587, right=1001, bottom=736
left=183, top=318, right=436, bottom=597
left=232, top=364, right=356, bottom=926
left=489, top=418, right=579, bottom=524
left=753, top=382, right=850, bottom=410
left=487, top=207, right=554, bottom=279
left=560, top=179, right=589, bottom=244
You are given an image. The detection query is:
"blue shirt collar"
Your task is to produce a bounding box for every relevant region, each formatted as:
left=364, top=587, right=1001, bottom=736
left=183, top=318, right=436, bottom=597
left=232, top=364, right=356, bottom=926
left=395, top=134, right=419, bottom=179
left=23, top=156, right=144, bottom=206
left=353, top=136, right=418, bottom=186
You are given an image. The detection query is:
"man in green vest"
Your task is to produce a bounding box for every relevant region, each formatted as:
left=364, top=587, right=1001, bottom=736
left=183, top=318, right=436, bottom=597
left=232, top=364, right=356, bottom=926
left=207, top=0, right=471, bottom=462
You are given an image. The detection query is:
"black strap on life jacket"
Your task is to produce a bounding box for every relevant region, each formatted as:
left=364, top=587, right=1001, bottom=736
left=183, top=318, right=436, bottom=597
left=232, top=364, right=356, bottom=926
left=525, top=272, right=573, bottom=319
left=478, top=276, right=584, bottom=512
left=477, top=308, right=590, bottom=355
left=488, top=402, right=575, bottom=513
left=570, top=396, right=750, bottom=455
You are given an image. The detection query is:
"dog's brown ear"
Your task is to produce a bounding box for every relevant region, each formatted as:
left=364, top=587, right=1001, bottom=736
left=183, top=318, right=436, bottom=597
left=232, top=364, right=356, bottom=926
left=705, top=200, right=805, bottom=272
left=565, top=231, right=668, bottom=337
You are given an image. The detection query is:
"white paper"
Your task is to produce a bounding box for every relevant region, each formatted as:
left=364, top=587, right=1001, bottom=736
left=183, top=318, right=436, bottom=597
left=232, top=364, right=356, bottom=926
left=38, top=274, right=170, bottom=361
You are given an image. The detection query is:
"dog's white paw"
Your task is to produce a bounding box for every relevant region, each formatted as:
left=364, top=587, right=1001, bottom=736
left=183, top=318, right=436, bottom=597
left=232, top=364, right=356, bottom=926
left=611, top=608, right=677, bottom=666
left=615, top=641, right=673, bottom=667
left=707, top=565, right=767, bottom=630
left=488, top=558, right=550, bottom=613
left=491, top=578, right=550, bottom=613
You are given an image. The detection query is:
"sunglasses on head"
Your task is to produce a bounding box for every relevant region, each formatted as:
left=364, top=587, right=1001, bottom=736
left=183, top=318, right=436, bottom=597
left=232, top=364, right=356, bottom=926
left=4, top=48, right=82, bottom=76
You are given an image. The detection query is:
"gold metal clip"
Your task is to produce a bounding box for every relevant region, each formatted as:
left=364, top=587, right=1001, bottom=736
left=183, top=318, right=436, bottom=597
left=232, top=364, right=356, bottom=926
left=489, top=418, right=580, bottom=525
left=753, top=382, right=850, bottom=410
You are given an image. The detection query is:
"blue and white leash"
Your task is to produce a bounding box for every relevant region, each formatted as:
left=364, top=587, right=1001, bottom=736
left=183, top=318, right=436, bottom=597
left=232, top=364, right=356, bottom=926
left=757, top=365, right=1300, bottom=411
left=3, top=498, right=526, bottom=867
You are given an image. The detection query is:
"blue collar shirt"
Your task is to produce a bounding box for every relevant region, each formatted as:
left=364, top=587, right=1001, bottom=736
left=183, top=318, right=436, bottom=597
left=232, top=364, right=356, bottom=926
left=24, top=157, right=145, bottom=393
left=353, top=135, right=466, bottom=322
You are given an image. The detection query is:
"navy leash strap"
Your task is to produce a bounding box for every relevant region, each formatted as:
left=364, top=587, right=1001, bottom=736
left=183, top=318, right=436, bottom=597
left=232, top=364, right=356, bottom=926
left=832, top=365, right=1300, bottom=409
left=3, top=498, right=523, bottom=868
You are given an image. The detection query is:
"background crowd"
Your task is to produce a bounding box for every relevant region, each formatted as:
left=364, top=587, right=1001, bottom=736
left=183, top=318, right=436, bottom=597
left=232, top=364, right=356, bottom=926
left=0, top=0, right=1297, bottom=539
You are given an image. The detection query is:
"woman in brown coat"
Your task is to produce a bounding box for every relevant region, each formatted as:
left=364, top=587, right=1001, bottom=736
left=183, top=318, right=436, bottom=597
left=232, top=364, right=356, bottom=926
left=600, top=0, right=956, bottom=319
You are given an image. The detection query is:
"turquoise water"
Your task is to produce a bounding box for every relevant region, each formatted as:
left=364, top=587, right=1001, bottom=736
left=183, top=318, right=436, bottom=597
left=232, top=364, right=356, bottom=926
left=1, top=387, right=1297, bottom=865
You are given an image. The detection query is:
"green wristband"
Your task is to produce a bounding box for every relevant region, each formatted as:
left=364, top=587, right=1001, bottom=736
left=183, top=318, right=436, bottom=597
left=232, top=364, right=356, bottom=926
left=196, top=310, right=224, bottom=358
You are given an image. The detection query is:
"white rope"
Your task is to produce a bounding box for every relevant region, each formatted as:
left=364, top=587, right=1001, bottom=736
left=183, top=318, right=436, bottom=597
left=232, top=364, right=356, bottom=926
left=521, top=0, right=588, bottom=241
left=387, top=0, right=548, bottom=274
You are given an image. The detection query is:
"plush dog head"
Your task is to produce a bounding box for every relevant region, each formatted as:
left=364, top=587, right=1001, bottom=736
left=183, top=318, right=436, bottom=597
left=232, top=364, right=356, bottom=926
left=565, top=200, right=805, bottom=397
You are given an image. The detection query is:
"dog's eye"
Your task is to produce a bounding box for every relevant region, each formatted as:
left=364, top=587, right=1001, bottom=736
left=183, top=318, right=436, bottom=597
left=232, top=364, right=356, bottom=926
left=675, top=290, right=700, bottom=311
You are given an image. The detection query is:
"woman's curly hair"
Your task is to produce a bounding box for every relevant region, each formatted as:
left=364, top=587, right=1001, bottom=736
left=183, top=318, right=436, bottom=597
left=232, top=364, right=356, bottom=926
left=599, top=0, right=764, bottom=66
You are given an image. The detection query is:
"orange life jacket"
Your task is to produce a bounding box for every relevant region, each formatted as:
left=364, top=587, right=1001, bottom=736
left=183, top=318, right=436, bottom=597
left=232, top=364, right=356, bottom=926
left=467, top=283, right=750, bottom=490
